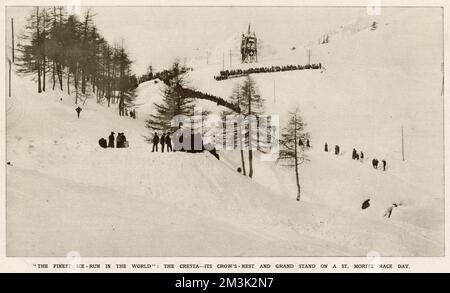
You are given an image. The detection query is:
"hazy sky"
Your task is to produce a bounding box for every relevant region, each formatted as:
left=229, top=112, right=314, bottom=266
left=6, top=6, right=377, bottom=75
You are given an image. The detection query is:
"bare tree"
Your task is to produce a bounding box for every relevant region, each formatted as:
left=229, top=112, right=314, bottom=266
left=278, top=108, right=309, bottom=201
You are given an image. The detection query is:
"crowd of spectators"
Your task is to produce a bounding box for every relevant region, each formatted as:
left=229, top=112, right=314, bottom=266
left=214, top=63, right=322, bottom=81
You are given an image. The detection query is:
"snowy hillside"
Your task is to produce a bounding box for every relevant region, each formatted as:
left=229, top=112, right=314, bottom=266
left=187, top=7, right=444, bottom=223
left=7, top=67, right=442, bottom=256
left=6, top=7, right=443, bottom=257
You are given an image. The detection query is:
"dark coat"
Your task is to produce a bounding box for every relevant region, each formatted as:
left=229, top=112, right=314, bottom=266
left=108, top=133, right=115, bottom=148
left=362, top=199, right=370, bottom=210
left=152, top=134, right=159, bottom=144
left=116, top=134, right=123, bottom=148
left=165, top=134, right=172, bottom=145
left=160, top=134, right=166, bottom=145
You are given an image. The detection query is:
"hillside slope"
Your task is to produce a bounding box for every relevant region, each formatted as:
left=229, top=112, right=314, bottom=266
left=6, top=69, right=442, bottom=256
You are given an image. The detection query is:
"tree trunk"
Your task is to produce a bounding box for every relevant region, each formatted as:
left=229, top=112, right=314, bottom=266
left=37, top=59, right=42, bottom=93
left=238, top=118, right=246, bottom=175
left=295, top=158, right=301, bottom=201
left=57, top=64, right=63, bottom=90
left=75, top=65, right=78, bottom=104
left=42, top=56, right=46, bottom=92
left=294, top=115, right=301, bottom=201
left=248, top=149, right=253, bottom=178
left=248, top=86, right=253, bottom=178
left=240, top=149, right=246, bottom=176
left=36, top=7, right=41, bottom=93
left=81, top=69, right=86, bottom=94
left=67, top=71, right=70, bottom=95
left=52, top=61, right=56, bottom=90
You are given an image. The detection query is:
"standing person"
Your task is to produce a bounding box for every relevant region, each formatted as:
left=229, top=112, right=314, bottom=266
left=165, top=132, right=172, bottom=152
left=122, top=133, right=129, bottom=148
left=382, top=159, right=387, bottom=171
left=306, top=139, right=310, bottom=148
left=75, top=106, right=82, bottom=118
left=116, top=133, right=123, bottom=148
left=160, top=133, right=166, bottom=153
left=335, top=145, right=339, bottom=155
left=152, top=132, right=159, bottom=152
left=360, top=151, right=364, bottom=160
left=352, top=148, right=357, bottom=160
left=324, top=142, right=328, bottom=152
left=372, top=159, right=379, bottom=169
left=108, top=132, right=115, bottom=148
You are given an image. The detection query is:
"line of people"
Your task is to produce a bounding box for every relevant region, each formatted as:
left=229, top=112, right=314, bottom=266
left=214, top=63, right=322, bottom=81
left=323, top=142, right=387, bottom=171
left=98, top=131, right=128, bottom=149
left=298, top=138, right=311, bottom=148
left=152, top=132, right=173, bottom=152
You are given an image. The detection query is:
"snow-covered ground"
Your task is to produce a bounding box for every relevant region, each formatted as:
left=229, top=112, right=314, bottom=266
left=6, top=8, right=443, bottom=256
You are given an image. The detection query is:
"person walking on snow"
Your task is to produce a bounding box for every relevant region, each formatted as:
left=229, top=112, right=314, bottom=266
left=382, top=159, right=387, bottom=171
left=152, top=132, right=159, bottom=152
left=160, top=133, right=166, bottom=153
left=108, top=132, right=115, bottom=148
left=352, top=148, right=357, bottom=160
left=324, top=142, right=328, bottom=152
left=165, top=132, right=172, bottom=152
left=75, top=106, right=82, bottom=118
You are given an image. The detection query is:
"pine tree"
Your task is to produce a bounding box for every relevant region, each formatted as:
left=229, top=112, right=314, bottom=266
left=16, top=6, right=136, bottom=109
left=145, top=61, right=195, bottom=132
left=278, top=108, right=309, bottom=201
left=16, top=7, right=44, bottom=93
left=228, top=82, right=247, bottom=176
left=239, top=75, right=264, bottom=178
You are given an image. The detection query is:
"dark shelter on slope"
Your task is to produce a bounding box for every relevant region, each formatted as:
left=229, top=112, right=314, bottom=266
left=172, top=129, right=220, bottom=160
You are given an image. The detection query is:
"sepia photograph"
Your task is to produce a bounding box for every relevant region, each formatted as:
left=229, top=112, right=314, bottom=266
left=4, top=2, right=445, bottom=259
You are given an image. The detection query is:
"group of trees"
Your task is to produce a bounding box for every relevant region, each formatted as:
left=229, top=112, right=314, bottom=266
left=226, top=76, right=265, bottom=179
left=225, top=76, right=309, bottom=198
left=17, top=7, right=137, bottom=113
left=145, top=60, right=309, bottom=198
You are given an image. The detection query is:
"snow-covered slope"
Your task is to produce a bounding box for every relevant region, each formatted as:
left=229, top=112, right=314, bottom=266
left=6, top=66, right=443, bottom=257
left=6, top=8, right=443, bottom=256
left=185, top=7, right=443, bottom=232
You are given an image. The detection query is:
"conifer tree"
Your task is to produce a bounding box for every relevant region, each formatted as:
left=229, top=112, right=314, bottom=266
left=278, top=108, right=309, bottom=201
left=146, top=61, right=195, bottom=132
